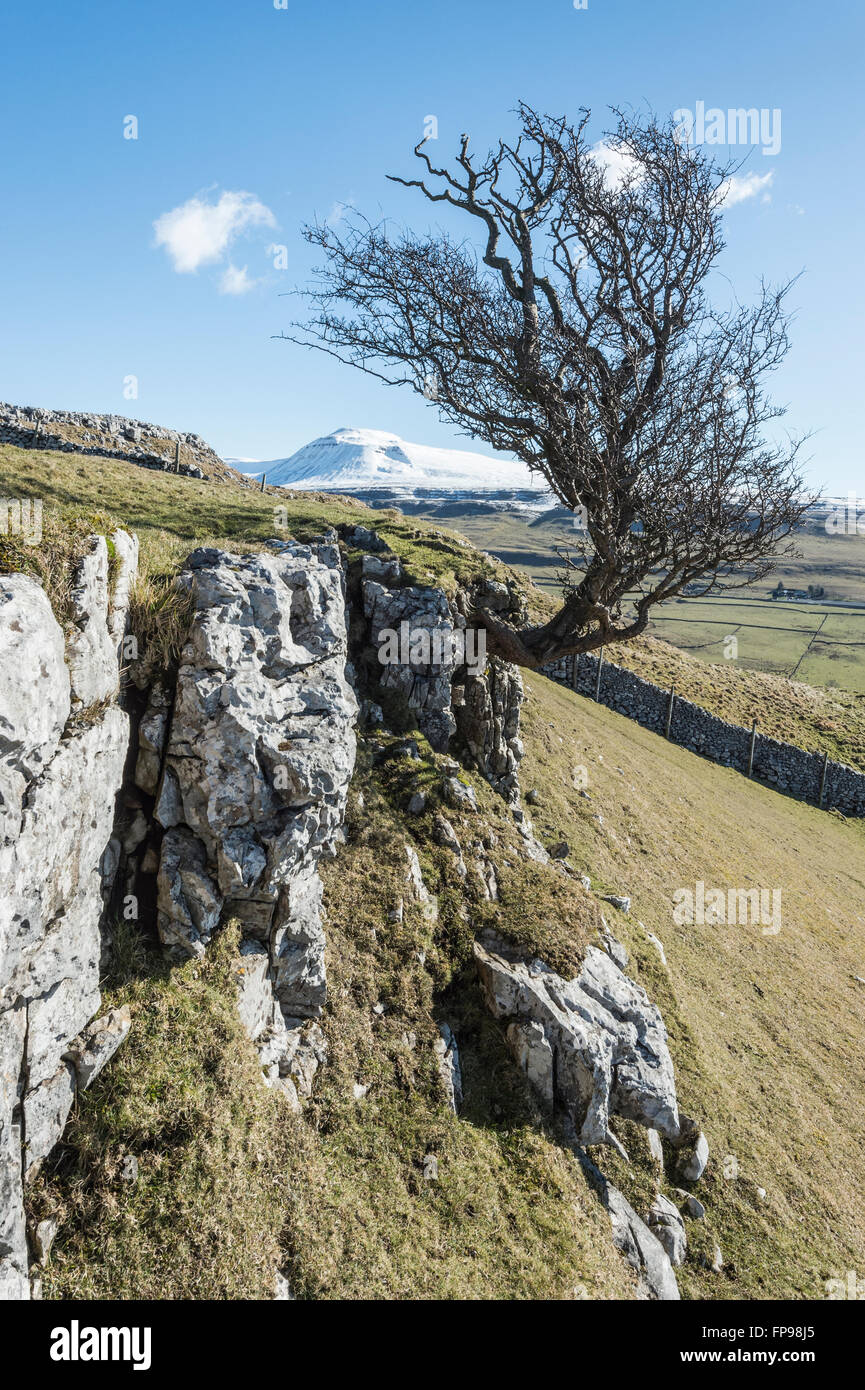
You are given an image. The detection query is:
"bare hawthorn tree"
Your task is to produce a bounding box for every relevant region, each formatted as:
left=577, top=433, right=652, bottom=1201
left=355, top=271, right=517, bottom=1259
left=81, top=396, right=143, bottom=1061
left=283, top=103, right=812, bottom=668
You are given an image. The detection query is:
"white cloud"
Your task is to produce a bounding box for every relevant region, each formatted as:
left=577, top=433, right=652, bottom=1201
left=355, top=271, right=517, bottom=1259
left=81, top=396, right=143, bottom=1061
left=154, top=190, right=275, bottom=273
left=590, top=139, right=641, bottom=189
left=720, top=170, right=774, bottom=207
left=218, top=264, right=256, bottom=296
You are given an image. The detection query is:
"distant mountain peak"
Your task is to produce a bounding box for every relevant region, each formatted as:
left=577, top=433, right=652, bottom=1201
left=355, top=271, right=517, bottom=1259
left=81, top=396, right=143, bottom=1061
left=234, top=427, right=552, bottom=500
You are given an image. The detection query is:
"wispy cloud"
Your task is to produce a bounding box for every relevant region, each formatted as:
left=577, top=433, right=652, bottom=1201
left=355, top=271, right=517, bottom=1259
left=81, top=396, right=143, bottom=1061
left=218, top=264, right=256, bottom=295
left=721, top=170, right=774, bottom=207
left=328, top=198, right=355, bottom=227
left=154, top=190, right=275, bottom=273
left=590, top=139, right=641, bottom=189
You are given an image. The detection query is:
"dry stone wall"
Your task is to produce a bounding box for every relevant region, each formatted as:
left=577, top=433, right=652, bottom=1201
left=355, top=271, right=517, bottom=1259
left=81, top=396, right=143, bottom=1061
left=0, top=401, right=234, bottom=481
left=543, top=652, right=865, bottom=816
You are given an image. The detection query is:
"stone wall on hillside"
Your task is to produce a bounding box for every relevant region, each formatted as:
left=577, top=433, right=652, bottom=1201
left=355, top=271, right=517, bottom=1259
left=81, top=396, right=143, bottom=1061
left=0, top=400, right=237, bottom=481
left=542, top=652, right=865, bottom=816
left=0, top=532, right=138, bottom=1299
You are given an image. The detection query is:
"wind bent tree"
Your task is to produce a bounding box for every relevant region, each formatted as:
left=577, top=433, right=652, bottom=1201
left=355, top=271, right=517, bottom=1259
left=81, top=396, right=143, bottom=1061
left=285, top=104, right=812, bottom=669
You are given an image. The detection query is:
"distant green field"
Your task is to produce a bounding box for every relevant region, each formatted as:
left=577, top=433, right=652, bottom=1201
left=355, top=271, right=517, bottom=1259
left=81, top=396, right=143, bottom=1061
left=644, top=595, right=865, bottom=692
left=398, top=501, right=865, bottom=694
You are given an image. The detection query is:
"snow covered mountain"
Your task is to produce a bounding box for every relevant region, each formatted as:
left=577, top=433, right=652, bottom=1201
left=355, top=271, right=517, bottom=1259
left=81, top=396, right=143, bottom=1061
left=228, top=427, right=553, bottom=508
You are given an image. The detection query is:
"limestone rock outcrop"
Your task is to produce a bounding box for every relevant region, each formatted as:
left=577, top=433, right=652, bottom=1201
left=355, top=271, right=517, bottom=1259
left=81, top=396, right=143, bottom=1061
left=353, top=530, right=526, bottom=807
left=0, top=534, right=137, bottom=1300
left=604, top=1182, right=681, bottom=1300
left=454, top=658, right=524, bottom=806
left=153, top=541, right=357, bottom=1081
left=474, top=931, right=681, bottom=1148
left=362, top=569, right=458, bottom=753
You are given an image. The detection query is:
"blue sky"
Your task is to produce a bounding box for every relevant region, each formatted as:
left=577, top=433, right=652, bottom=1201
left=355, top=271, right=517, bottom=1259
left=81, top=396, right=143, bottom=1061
left=1, top=0, right=862, bottom=491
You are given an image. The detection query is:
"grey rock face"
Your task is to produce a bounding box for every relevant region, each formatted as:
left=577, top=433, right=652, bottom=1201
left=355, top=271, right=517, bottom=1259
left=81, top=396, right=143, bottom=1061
left=444, top=776, right=478, bottom=813
left=677, top=1130, right=710, bottom=1182
left=108, top=528, right=140, bottom=655
left=600, top=926, right=630, bottom=972
left=0, top=578, right=70, bottom=839
left=601, top=894, right=631, bottom=915
left=647, top=1192, right=688, bottom=1266
left=65, top=536, right=122, bottom=707
left=362, top=575, right=457, bottom=752
left=454, top=659, right=524, bottom=806
left=0, top=539, right=136, bottom=1300
left=474, top=932, right=682, bottom=1148
left=405, top=845, right=438, bottom=922
left=682, top=1192, right=706, bottom=1220
left=605, top=1184, right=681, bottom=1300
left=647, top=1127, right=665, bottom=1170
left=153, top=542, right=357, bottom=1078
left=134, top=681, right=172, bottom=795
left=434, top=1024, right=463, bottom=1114
left=64, top=1005, right=132, bottom=1090
left=32, top=1217, right=58, bottom=1264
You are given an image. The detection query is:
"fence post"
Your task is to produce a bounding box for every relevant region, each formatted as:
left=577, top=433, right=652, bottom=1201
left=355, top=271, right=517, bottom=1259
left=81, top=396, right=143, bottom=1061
left=174, top=441, right=180, bottom=474
left=747, top=720, right=758, bottom=778
left=818, top=750, right=829, bottom=809
left=594, top=648, right=604, bottom=702
left=665, top=684, right=676, bottom=739
left=260, top=472, right=267, bottom=492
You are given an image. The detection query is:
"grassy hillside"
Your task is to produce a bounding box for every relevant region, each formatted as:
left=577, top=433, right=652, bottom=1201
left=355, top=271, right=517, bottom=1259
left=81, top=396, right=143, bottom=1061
left=0, top=443, right=535, bottom=605
left=519, top=673, right=865, bottom=1298
left=8, top=437, right=865, bottom=1300
left=31, top=735, right=636, bottom=1302
left=31, top=666, right=865, bottom=1300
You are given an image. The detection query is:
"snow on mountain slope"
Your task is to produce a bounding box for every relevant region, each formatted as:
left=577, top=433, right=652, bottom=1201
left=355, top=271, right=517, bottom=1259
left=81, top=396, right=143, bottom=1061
left=230, top=428, right=553, bottom=503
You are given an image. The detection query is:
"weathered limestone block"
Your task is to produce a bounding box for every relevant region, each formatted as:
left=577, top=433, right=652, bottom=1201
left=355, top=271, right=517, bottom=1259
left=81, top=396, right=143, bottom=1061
left=362, top=576, right=458, bottom=752
left=233, top=940, right=327, bottom=1103
left=154, top=542, right=356, bottom=1083
left=434, top=1023, right=462, bottom=1114
left=0, top=577, right=70, bottom=841
left=108, top=528, right=140, bottom=654
left=605, top=1183, right=681, bottom=1300
left=455, top=658, right=524, bottom=805
left=647, top=1192, right=688, bottom=1266
left=474, top=931, right=681, bottom=1148
left=0, top=538, right=136, bottom=1299
left=65, top=537, right=120, bottom=707
left=64, top=1005, right=132, bottom=1090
